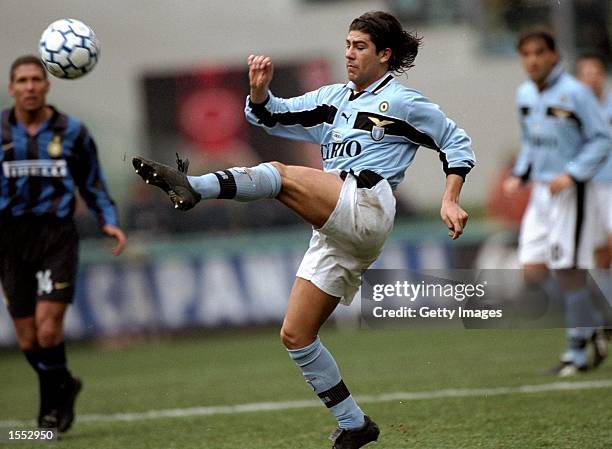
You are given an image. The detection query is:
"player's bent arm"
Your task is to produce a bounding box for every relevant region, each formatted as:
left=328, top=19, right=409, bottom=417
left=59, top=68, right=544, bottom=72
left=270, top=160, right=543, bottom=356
left=507, top=127, right=532, bottom=195
left=245, top=86, right=338, bottom=144
left=403, top=93, right=473, bottom=239
left=513, top=86, right=533, bottom=180
left=404, top=93, right=475, bottom=178
left=512, top=130, right=533, bottom=181
left=440, top=174, right=468, bottom=240
left=248, top=54, right=274, bottom=103
left=565, top=86, right=612, bottom=181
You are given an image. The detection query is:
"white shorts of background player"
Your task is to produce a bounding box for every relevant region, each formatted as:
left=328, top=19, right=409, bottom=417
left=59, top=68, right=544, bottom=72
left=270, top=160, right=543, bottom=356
left=519, top=182, right=604, bottom=269
left=590, top=182, right=612, bottom=249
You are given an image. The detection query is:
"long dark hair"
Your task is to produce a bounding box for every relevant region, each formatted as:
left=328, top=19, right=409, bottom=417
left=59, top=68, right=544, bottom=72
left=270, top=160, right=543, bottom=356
left=349, top=11, right=422, bottom=74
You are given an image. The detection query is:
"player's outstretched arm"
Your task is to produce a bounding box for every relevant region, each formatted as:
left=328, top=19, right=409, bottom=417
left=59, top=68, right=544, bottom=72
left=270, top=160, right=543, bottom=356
left=248, top=54, right=274, bottom=104
left=440, top=174, right=468, bottom=240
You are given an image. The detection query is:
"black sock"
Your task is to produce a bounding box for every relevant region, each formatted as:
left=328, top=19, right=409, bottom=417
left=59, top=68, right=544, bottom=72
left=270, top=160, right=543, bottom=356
left=38, top=343, right=72, bottom=412
left=38, top=343, right=69, bottom=373
left=24, top=349, right=41, bottom=372
left=23, top=349, right=47, bottom=417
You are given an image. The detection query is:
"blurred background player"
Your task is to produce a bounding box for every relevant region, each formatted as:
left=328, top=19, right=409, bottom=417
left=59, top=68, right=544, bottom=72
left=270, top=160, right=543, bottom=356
left=0, top=55, right=126, bottom=431
left=133, top=10, right=475, bottom=449
left=576, top=53, right=612, bottom=366
left=576, top=54, right=612, bottom=268
left=504, top=30, right=611, bottom=376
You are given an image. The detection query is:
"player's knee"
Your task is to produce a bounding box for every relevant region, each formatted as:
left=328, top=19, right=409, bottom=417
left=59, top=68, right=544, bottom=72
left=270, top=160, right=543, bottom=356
left=17, top=337, right=38, bottom=352
left=280, top=325, right=315, bottom=349
left=280, top=326, right=302, bottom=349
left=279, top=326, right=294, bottom=348
left=36, top=322, right=63, bottom=347
left=13, top=319, right=37, bottom=351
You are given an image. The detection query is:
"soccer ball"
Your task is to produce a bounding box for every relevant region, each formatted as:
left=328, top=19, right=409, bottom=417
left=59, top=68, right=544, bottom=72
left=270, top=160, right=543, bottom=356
left=38, top=18, right=100, bottom=79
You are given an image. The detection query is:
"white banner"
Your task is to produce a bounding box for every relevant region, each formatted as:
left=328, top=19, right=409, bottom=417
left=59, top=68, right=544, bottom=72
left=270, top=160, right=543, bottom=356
left=0, top=241, right=450, bottom=345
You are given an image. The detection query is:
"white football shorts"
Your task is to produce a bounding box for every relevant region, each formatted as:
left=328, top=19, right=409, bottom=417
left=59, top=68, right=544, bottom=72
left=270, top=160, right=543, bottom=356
left=591, top=182, right=612, bottom=248
left=296, top=170, right=395, bottom=305
left=519, top=182, right=602, bottom=269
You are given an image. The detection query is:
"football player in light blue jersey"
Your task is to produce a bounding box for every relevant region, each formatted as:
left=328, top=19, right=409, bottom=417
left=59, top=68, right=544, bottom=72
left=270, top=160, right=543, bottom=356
left=504, top=29, right=611, bottom=377
left=576, top=54, right=612, bottom=266
left=243, top=60, right=474, bottom=189
left=576, top=53, right=612, bottom=368
left=509, top=54, right=609, bottom=186
left=133, top=11, right=474, bottom=448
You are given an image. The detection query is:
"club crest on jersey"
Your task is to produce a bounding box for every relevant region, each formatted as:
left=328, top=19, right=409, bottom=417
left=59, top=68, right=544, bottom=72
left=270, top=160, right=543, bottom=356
left=368, top=116, right=393, bottom=141
left=549, top=107, right=572, bottom=119
left=47, top=135, right=63, bottom=157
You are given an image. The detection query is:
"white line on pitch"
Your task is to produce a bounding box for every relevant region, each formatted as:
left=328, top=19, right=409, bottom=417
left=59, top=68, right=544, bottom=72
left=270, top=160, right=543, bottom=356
left=1, top=379, right=612, bottom=427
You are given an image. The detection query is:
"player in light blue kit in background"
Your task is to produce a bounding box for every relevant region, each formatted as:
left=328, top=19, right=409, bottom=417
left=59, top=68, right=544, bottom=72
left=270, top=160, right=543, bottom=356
left=576, top=54, right=612, bottom=268
left=504, top=29, right=611, bottom=376
left=576, top=53, right=612, bottom=366
left=133, top=11, right=475, bottom=448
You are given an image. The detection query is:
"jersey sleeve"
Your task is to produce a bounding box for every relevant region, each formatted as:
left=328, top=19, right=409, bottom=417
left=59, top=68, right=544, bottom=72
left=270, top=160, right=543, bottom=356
left=404, top=93, right=475, bottom=179
left=512, top=143, right=532, bottom=180
left=244, top=86, right=337, bottom=144
left=566, top=87, right=612, bottom=181
left=71, top=125, right=119, bottom=227
left=512, top=97, right=533, bottom=180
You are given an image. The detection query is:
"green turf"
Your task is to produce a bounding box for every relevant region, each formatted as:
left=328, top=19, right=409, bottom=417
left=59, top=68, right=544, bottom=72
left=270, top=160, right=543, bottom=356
left=1, top=328, right=611, bottom=448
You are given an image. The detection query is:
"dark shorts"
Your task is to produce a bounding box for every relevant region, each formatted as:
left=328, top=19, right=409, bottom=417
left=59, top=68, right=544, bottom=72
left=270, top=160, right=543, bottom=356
left=0, top=216, right=79, bottom=318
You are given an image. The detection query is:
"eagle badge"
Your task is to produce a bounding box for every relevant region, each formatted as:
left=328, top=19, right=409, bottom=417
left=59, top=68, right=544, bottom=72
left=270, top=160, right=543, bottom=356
left=368, top=117, right=393, bottom=141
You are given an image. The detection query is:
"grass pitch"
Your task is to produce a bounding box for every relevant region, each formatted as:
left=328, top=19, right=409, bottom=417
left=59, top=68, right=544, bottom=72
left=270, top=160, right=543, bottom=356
left=1, top=328, right=611, bottom=448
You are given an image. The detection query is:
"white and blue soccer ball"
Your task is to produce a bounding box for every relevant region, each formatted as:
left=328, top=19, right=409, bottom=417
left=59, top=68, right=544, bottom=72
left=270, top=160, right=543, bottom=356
left=38, top=18, right=100, bottom=79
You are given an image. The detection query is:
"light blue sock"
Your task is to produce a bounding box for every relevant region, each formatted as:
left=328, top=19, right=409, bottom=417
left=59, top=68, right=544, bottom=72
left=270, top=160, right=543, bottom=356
left=288, top=337, right=365, bottom=429
left=561, top=328, right=589, bottom=367
left=542, top=275, right=562, bottom=300
left=187, top=163, right=281, bottom=201
left=562, top=287, right=603, bottom=367
left=564, top=287, right=602, bottom=329
left=187, top=173, right=220, bottom=199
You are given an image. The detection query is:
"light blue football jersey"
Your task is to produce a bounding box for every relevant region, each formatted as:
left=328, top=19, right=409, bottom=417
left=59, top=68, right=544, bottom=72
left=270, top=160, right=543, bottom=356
left=513, top=64, right=611, bottom=182
left=245, top=73, right=475, bottom=189
left=593, top=89, right=612, bottom=182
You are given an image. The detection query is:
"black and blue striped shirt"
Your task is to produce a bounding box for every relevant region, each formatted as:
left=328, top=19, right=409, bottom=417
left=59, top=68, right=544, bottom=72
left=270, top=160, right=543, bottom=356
left=0, top=106, right=118, bottom=226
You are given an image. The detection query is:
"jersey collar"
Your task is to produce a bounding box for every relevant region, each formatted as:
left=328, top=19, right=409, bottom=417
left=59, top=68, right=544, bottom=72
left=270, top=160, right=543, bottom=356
left=46, top=106, right=67, bottom=132
left=345, top=72, right=394, bottom=95
left=8, top=105, right=66, bottom=134
left=538, top=63, right=564, bottom=91
left=601, top=89, right=612, bottom=109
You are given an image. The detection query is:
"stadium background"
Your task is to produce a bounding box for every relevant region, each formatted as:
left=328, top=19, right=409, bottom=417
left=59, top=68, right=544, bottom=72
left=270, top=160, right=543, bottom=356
left=0, top=1, right=611, bottom=448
